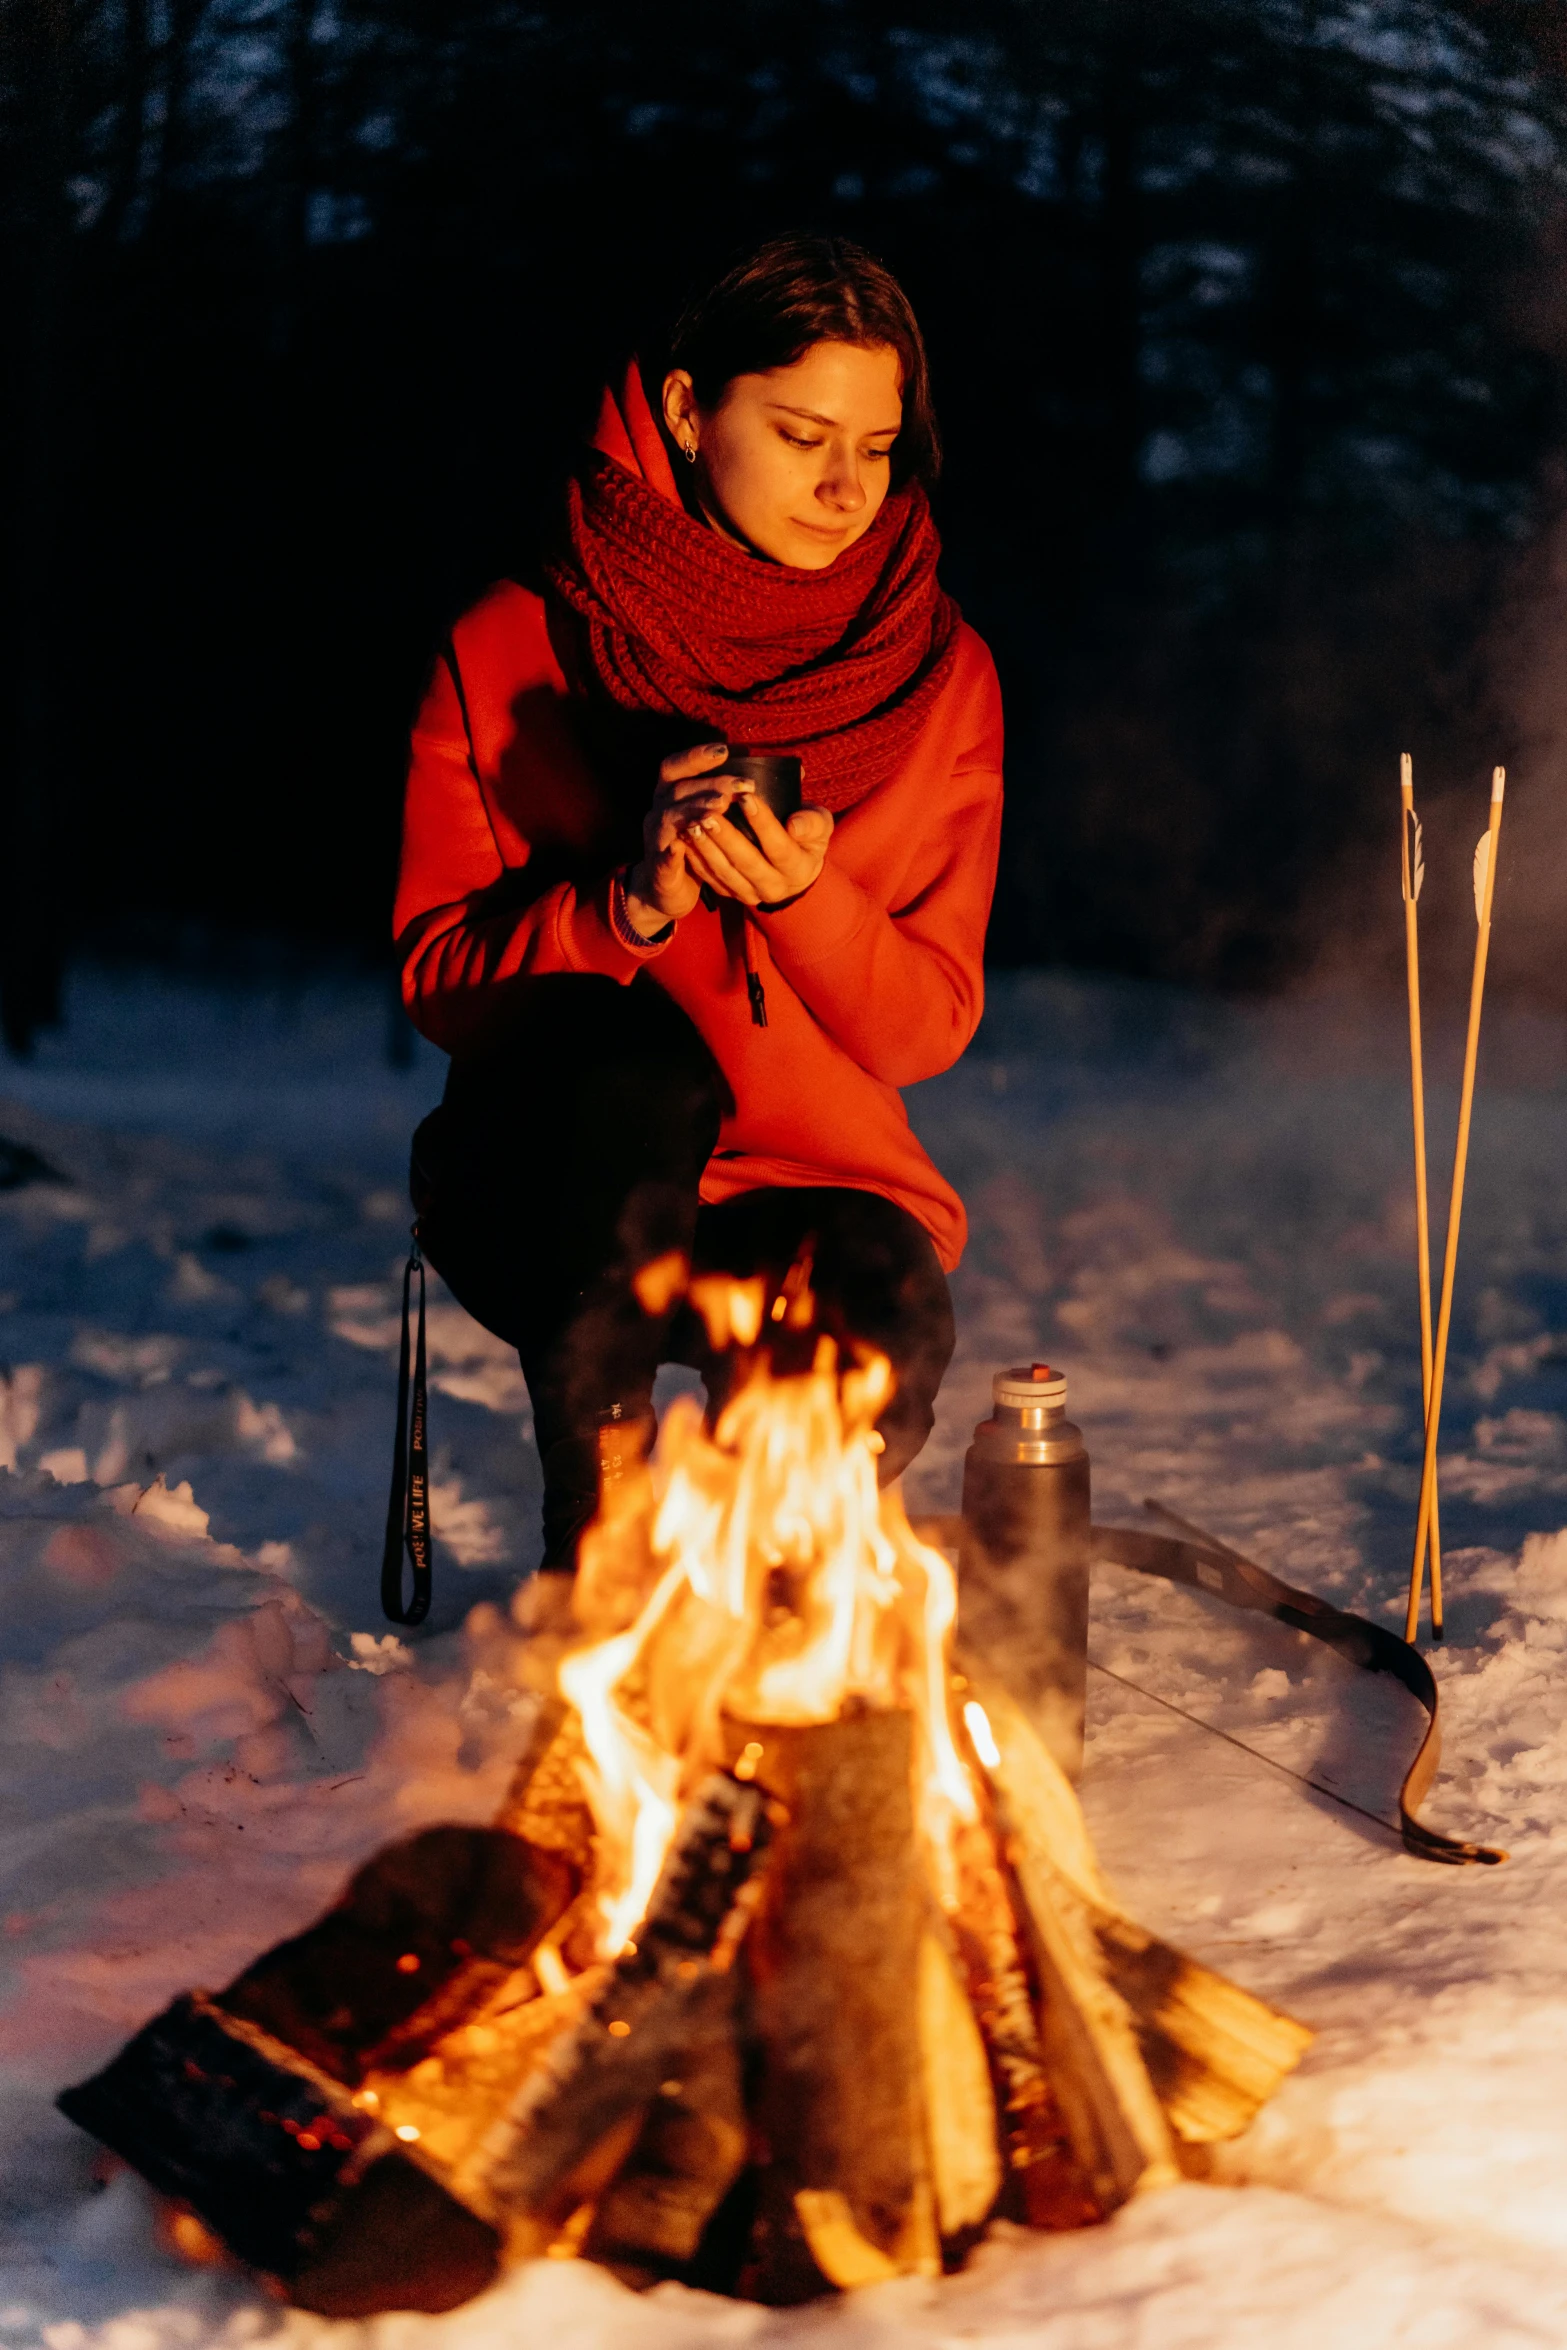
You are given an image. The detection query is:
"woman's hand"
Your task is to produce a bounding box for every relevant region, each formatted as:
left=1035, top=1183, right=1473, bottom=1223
left=684, top=795, right=834, bottom=909
left=622, top=744, right=755, bottom=937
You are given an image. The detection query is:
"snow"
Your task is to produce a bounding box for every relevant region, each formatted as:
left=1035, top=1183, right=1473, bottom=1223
left=4, top=962, right=1567, bottom=2346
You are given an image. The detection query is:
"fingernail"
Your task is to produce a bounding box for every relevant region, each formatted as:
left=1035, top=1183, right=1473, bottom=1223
left=704, top=742, right=727, bottom=756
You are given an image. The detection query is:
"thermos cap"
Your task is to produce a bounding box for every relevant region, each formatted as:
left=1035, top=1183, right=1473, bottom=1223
left=994, top=1362, right=1067, bottom=1410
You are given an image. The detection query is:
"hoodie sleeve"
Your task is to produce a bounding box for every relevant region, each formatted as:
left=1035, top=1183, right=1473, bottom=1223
left=392, top=594, right=661, bottom=1055
left=755, top=635, right=1003, bottom=1089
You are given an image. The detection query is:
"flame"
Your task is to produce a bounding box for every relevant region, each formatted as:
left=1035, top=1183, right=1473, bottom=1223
left=963, top=1699, right=1000, bottom=1769
left=558, top=1291, right=977, bottom=1955
left=557, top=1563, right=685, bottom=1955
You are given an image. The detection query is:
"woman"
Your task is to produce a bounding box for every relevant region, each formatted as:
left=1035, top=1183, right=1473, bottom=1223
left=395, top=233, right=1003, bottom=1578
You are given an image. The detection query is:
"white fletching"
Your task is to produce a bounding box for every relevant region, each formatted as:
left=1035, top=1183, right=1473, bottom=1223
left=1473, top=831, right=1492, bottom=925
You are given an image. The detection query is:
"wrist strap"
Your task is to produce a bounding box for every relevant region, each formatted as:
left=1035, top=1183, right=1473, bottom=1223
left=381, top=1229, right=432, bottom=1626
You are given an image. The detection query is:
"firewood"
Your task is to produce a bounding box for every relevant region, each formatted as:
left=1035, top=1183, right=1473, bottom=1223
left=791, top=2191, right=904, bottom=2286
left=917, top=1925, right=1002, bottom=2248
left=1004, top=1845, right=1179, bottom=2210
left=963, top=1665, right=1309, bottom=2163
left=582, top=1980, right=749, bottom=2278
left=955, top=1672, right=1179, bottom=2212
left=475, top=1771, right=771, bottom=2242
left=362, top=1978, right=592, bottom=2205
left=954, top=1639, right=1108, bottom=1902
left=219, top=1824, right=576, bottom=2084
left=1091, top=1910, right=1314, bottom=2144
left=944, top=1816, right=1100, bottom=2231
left=723, top=1709, right=940, bottom=2305
left=56, top=1992, right=498, bottom=2317
left=493, top=1694, right=597, bottom=1877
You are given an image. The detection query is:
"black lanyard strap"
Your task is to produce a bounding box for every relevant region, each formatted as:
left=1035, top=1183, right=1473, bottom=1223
left=381, top=1229, right=432, bottom=1626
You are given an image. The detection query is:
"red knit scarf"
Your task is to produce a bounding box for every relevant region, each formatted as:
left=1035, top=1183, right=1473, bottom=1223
left=543, top=366, right=961, bottom=812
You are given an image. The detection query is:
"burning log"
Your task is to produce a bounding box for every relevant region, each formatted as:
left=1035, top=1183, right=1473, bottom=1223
left=1000, top=1818, right=1179, bottom=2209
left=582, top=1986, right=749, bottom=2280
left=356, top=1978, right=587, bottom=2201
left=722, top=1709, right=939, bottom=2304
left=220, top=1823, right=577, bottom=2081
left=493, top=1693, right=597, bottom=1876
left=956, top=1657, right=1177, bottom=2209
left=57, top=1819, right=579, bottom=2314
left=476, top=1770, right=771, bottom=2253
left=916, top=1924, right=1002, bottom=2247
left=56, top=1993, right=499, bottom=2317
left=962, top=1660, right=1311, bottom=2155
left=944, top=1814, right=1102, bottom=2231
left=58, top=1310, right=1313, bottom=2318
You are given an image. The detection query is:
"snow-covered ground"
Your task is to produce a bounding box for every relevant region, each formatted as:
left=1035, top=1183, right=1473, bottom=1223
left=4, top=962, right=1567, bottom=2347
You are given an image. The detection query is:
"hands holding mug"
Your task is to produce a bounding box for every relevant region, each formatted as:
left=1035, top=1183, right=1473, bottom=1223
left=621, top=744, right=833, bottom=940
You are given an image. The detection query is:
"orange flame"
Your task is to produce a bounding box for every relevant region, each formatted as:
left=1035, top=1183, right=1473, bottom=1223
left=557, top=1296, right=975, bottom=1955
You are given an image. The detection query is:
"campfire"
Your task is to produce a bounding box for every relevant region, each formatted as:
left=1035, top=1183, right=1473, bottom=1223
left=61, top=1281, right=1311, bottom=2315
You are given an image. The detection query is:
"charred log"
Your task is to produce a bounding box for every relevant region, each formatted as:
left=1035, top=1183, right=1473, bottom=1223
left=478, top=1770, right=770, bottom=2243
left=1092, top=1908, right=1313, bottom=2145
left=582, top=1986, right=749, bottom=2280
left=56, top=1993, right=497, bottom=2317
left=220, top=1825, right=576, bottom=2083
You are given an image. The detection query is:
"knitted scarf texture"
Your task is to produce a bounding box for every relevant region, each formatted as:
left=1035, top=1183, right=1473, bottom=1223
left=543, top=374, right=961, bottom=813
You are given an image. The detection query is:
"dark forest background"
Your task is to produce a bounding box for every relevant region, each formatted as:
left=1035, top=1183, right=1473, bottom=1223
left=4, top=0, right=1567, bottom=1054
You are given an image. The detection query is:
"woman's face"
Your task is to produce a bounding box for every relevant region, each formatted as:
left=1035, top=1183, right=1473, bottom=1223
left=663, top=340, right=904, bottom=571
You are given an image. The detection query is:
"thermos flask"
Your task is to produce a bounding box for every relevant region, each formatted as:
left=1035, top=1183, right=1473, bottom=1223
left=958, top=1362, right=1091, bottom=1780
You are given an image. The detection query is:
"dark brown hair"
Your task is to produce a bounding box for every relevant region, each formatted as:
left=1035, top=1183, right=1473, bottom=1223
left=664, top=233, right=940, bottom=487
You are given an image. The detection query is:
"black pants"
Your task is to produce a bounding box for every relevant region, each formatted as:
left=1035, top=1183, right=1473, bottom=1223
left=411, top=975, right=955, bottom=1567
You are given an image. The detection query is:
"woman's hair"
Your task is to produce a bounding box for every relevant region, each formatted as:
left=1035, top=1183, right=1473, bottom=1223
left=665, top=233, right=940, bottom=486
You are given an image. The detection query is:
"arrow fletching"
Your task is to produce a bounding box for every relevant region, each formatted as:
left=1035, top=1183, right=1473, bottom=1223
left=1473, top=831, right=1491, bottom=925
left=1402, top=807, right=1424, bottom=905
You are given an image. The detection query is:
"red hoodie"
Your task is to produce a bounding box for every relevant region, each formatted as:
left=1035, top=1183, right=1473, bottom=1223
left=394, top=377, right=1003, bottom=1271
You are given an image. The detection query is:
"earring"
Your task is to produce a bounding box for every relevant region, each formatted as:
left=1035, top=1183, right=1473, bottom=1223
left=683, top=441, right=697, bottom=464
